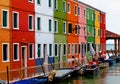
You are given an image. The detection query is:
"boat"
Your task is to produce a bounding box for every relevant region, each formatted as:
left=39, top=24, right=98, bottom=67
left=98, top=63, right=109, bottom=69
left=104, top=58, right=115, bottom=66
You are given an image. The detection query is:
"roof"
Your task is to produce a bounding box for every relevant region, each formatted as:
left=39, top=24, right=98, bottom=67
left=106, top=30, right=120, bottom=40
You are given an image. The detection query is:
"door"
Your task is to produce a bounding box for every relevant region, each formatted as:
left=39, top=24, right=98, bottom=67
left=59, top=44, right=62, bottom=68
left=43, top=44, right=47, bottom=72
left=21, top=46, right=27, bottom=78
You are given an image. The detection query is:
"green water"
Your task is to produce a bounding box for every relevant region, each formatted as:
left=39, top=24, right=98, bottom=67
left=58, top=63, right=120, bottom=84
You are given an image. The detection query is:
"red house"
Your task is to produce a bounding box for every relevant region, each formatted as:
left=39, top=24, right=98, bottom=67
left=100, top=12, right=106, bottom=54
left=11, top=0, right=35, bottom=80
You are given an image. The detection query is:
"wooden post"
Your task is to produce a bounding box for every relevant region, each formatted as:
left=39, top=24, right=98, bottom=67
left=114, top=39, right=117, bottom=56
left=6, top=66, right=9, bottom=84
left=118, top=39, right=120, bottom=53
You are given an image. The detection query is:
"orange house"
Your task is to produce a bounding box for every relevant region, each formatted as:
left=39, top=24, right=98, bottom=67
left=0, top=0, right=11, bottom=80
left=67, top=0, right=79, bottom=68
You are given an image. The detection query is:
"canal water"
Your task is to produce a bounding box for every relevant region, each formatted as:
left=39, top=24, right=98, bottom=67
left=58, top=63, right=120, bottom=84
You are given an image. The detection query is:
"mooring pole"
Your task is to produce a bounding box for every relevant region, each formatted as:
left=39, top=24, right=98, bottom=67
left=6, top=66, right=9, bottom=84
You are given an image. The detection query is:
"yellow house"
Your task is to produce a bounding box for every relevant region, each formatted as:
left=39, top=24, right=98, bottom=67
left=0, top=0, right=11, bottom=80
left=95, top=10, right=100, bottom=53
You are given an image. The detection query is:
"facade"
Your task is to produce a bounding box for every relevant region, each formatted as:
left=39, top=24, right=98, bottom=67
left=11, top=0, right=35, bottom=80
left=86, top=7, right=95, bottom=57
left=100, top=12, right=106, bottom=54
left=54, top=0, right=67, bottom=69
left=67, top=0, right=79, bottom=68
left=95, top=10, right=101, bottom=55
left=0, top=0, right=106, bottom=81
left=35, top=0, right=54, bottom=73
left=78, top=2, right=87, bottom=64
left=0, top=0, right=11, bottom=80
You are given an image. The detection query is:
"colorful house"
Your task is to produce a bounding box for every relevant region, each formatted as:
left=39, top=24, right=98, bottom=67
left=100, top=12, right=106, bottom=54
left=86, top=7, right=95, bottom=58
left=54, top=0, right=67, bottom=69
left=67, top=0, right=79, bottom=68
left=0, top=0, right=11, bottom=80
left=77, top=1, right=87, bottom=64
left=35, top=0, right=54, bottom=73
left=11, top=0, right=35, bottom=80
left=95, top=10, right=101, bottom=55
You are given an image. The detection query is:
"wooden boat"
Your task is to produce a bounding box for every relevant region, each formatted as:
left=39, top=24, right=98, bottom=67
left=98, top=63, right=109, bottom=69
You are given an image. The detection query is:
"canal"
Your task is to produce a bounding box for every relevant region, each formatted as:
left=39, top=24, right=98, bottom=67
left=58, top=63, right=120, bottom=84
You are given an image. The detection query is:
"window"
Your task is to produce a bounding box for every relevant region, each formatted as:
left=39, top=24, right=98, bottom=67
left=13, top=12, right=19, bottom=29
left=54, top=44, right=58, bottom=56
left=2, top=10, right=9, bottom=28
left=67, top=3, right=70, bottom=13
left=78, top=44, right=80, bottom=53
left=87, top=11, right=89, bottom=19
left=75, top=44, right=78, bottom=54
left=63, top=2, right=66, bottom=12
left=84, top=10, right=86, bottom=18
left=75, top=25, right=77, bottom=34
left=28, top=0, right=33, bottom=3
left=49, top=19, right=52, bottom=32
left=78, top=25, right=80, bottom=35
left=13, top=43, right=19, bottom=61
left=63, top=44, right=66, bottom=55
left=87, top=43, right=90, bottom=51
left=2, top=43, right=9, bottom=62
left=28, top=15, right=33, bottom=31
left=54, top=20, right=58, bottom=33
left=48, top=0, right=51, bottom=7
left=49, top=44, right=52, bottom=56
left=92, top=13, right=94, bottom=21
left=54, top=0, right=58, bottom=10
left=78, top=7, right=80, bottom=15
left=74, top=6, right=77, bottom=15
left=84, top=27, right=86, bottom=35
left=94, top=28, right=96, bottom=36
left=68, top=23, right=72, bottom=33
left=98, top=29, right=101, bottom=36
left=37, top=17, right=41, bottom=30
left=29, top=44, right=34, bottom=59
left=37, top=44, right=41, bottom=58
left=63, top=22, right=66, bottom=34
left=37, top=0, right=40, bottom=4
left=68, top=44, right=70, bottom=54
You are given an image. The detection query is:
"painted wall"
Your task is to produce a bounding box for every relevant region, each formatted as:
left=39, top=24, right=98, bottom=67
left=100, top=12, right=106, bottom=54
left=35, top=0, right=54, bottom=72
left=0, top=0, right=11, bottom=80
left=95, top=10, right=100, bottom=54
left=78, top=3, right=87, bottom=64
left=11, top=0, right=35, bottom=80
left=54, top=0, right=67, bottom=69
left=86, top=8, right=95, bottom=57
left=67, top=0, right=79, bottom=67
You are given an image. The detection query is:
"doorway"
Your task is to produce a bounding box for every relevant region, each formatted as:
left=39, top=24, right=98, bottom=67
left=59, top=44, right=62, bottom=68
left=21, top=46, right=27, bottom=78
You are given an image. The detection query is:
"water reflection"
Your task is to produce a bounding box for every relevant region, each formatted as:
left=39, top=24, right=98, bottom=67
left=59, top=63, right=120, bottom=84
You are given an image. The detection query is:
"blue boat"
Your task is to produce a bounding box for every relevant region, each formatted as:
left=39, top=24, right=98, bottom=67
left=104, top=58, right=115, bottom=66
left=12, top=77, right=47, bottom=84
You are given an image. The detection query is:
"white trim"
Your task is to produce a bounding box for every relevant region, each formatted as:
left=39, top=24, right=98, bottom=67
left=13, top=43, right=19, bottom=61
left=2, top=43, right=9, bottom=62
left=74, top=5, right=77, bottom=16
left=21, top=46, right=27, bottom=68
left=13, top=11, right=19, bottom=30
left=54, top=0, right=58, bottom=10
left=28, top=14, right=34, bottom=31
left=2, top=9, right=9, bottom=28
left=28, top=0, right=34, bottom=3
left=68, top=43, right=71, bottom=55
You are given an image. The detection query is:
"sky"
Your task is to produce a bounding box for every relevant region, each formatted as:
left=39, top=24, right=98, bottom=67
left=79, top=0, right=120, bottom=43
